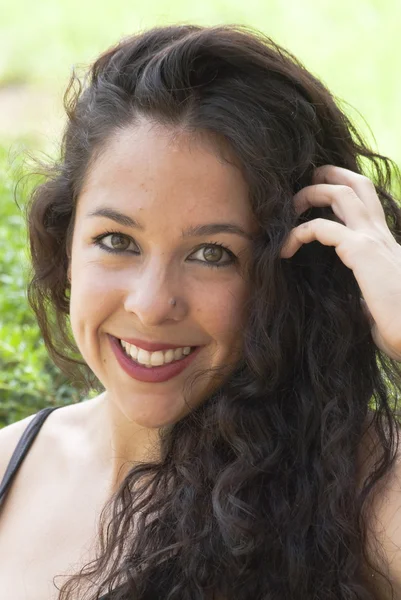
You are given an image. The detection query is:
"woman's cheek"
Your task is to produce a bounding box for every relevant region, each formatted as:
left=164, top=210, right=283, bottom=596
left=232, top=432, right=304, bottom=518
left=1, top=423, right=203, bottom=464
left=69, top=265, right=119, bottom=336
left=197, top=280, right=248, bottom=341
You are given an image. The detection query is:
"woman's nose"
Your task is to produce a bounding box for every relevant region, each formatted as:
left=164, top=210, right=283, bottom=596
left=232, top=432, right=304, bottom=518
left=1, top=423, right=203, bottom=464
left=123, top=263, right=187, bottom=325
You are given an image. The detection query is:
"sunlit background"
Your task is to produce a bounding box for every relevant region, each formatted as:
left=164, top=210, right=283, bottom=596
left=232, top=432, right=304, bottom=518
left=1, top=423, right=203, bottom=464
left=1, top=0, right=400, bottom=160
left=1, top=0, right=400, bottom=424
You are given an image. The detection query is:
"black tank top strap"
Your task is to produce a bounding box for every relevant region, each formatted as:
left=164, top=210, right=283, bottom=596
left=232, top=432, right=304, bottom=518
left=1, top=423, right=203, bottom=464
left=0, top=406, right=144, bottom=600
left=0, top=406, right=63, bottom=506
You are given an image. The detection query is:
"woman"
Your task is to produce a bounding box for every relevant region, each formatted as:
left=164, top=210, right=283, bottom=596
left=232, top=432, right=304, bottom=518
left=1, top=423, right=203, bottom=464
left=1, top=23, right=401, bottom=600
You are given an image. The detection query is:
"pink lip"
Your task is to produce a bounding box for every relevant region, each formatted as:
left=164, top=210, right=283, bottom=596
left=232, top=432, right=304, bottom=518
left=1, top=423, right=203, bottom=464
left=108, top=335, right=202, bottom=383
left=118, top=337, right=194, bottom=352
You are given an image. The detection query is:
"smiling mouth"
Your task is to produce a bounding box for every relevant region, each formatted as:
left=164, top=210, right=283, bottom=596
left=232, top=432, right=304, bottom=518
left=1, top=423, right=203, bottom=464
left=117, top=338, right=198, bottom=368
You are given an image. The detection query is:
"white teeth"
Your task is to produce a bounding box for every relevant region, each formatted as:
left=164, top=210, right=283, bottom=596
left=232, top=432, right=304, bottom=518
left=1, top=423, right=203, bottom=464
left=137, top=349, right=151, bottom=365
left=150, top=351, right=165, bottom=366
left=120, top=340, right=193, bottom=367
left=174, top=348, right=184, bottom=361
left=129, top=344, right=138, bottom=360
left=164, top=349, right=175, bottom=363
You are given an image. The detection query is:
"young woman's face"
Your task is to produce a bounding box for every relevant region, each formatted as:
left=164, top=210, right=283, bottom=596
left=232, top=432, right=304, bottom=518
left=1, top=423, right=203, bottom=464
left=69, top=120, right=256, bottom=428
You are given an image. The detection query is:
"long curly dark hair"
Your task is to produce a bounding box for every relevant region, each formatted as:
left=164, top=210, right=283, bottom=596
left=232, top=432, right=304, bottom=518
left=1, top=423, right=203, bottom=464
left=25, top=23, right=401, bottom=600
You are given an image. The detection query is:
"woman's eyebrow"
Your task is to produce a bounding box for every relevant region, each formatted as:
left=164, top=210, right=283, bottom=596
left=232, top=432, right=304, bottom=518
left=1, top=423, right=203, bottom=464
left=86, top=207, right=253, bottom=240
left=86, top=207, right=141, bottom=229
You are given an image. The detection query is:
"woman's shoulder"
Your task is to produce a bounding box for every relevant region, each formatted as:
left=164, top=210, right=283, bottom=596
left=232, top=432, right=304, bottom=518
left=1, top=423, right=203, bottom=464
left=0, top=412, right=40, bottom=483
left=358, top=410, right=401, bottom=597
left=0, top=401, right=91, bottom=483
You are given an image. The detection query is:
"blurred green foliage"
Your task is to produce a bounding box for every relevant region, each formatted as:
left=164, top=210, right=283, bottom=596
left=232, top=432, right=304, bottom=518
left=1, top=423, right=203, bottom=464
left=1, top=0, right=400, bottom=165
left=0, top=146, right=81, bottom=427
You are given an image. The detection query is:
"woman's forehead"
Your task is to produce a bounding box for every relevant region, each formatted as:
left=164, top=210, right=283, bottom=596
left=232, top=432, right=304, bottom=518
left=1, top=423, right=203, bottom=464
left=76, top=122, right=255, bottom=227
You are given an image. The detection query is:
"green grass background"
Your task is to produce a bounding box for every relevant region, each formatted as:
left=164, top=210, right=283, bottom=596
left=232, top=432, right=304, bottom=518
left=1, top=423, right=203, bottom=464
left=0, top=0, right=400, bottom=425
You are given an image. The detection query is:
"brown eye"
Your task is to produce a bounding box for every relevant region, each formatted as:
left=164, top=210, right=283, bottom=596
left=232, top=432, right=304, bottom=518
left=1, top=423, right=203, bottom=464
left=189, top=243, right=236, bottom=268
left=109, top=233, right=130, bottom=250
left=93, top=232, right=138, bottom=254
left=203, top=246, right=223, bottom=262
